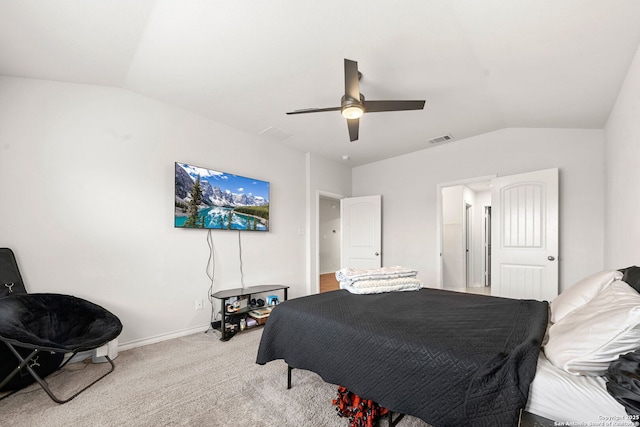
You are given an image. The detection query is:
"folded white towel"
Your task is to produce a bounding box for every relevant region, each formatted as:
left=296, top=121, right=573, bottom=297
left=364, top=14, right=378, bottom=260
left=335, top=266, right=418, bottom=285
left=340, top=276, right=423, bottom=294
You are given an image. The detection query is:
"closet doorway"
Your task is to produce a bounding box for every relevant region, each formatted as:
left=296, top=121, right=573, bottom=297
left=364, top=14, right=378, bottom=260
left=438, top=176, right=493, bottom=293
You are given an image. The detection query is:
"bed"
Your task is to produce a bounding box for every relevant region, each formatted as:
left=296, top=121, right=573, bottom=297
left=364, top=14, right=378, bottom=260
left=256, top=287, right=548, bottom=426
left=257, top=267, right=640, bottom=426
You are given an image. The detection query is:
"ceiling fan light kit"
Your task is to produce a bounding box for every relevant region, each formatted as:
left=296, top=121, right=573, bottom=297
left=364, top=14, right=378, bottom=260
left=287, top=59, right=425, bottom=142
left=341, top=105, right=364, bottom=119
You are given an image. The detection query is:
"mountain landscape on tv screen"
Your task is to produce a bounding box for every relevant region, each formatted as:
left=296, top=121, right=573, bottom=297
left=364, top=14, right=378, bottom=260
left=175, top=163, right=269, bottom=231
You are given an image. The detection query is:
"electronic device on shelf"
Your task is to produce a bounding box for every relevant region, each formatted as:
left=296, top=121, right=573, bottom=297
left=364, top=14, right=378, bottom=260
left=249, top=307, right=272, bottom=318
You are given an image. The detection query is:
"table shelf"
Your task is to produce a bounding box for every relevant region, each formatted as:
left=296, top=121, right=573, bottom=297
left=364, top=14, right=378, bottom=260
left=211, top=284, right=289, bottom=341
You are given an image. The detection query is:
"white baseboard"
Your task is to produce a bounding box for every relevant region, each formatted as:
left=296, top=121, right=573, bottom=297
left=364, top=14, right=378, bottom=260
left=117, top=324, right=211, bottom=352
left=468, top=283, right=486, bottom=288
left=61, top=324, right=211, bottom=365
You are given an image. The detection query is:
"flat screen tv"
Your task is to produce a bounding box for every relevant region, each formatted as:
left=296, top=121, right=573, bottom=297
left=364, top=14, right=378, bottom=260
left=175, top=162, right=270, bottom=231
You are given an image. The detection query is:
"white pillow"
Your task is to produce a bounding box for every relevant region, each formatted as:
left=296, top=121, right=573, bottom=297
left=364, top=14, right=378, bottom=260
left=550, top=270, right=623, bottom=323
left=545, top=280, right=640, bottom=376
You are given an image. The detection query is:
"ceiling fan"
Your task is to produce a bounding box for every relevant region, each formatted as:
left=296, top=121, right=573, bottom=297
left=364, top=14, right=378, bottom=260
left=286, top=59, right=425, bottom=142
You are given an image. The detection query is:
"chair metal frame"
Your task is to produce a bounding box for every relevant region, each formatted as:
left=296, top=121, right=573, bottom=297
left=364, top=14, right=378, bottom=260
left=0, top=341, right=115, bottom=404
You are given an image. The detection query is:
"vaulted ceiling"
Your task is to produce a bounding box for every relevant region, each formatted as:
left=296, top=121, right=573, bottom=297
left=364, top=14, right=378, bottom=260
left=2, top=0, right=640, bottom=165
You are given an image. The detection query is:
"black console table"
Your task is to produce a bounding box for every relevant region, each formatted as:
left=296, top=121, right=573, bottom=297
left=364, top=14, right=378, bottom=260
left=211, top=284, right=289, bottom=341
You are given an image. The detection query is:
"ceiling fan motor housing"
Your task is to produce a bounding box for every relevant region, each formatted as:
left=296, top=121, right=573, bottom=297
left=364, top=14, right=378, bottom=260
left=341, top=94, right=365, bottom=119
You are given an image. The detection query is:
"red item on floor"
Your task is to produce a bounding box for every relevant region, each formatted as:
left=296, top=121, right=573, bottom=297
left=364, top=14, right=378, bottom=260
left=332, top=386, right=389, bottom=427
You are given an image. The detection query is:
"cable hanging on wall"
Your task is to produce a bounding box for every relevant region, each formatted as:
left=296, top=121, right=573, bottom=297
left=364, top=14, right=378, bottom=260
left=206, top=229, right=217, bottom=326
left=205, top=230, right=248, bottom=335
left=238, top=230, right=245, bottom=289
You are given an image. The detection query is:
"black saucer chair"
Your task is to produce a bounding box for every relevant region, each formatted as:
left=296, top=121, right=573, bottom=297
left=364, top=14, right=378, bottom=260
left=0, top=248, right=123, bottom=403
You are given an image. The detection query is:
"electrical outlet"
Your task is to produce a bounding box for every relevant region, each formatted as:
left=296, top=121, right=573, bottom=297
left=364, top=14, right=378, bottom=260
left=195, top=299, right=203, bottom=310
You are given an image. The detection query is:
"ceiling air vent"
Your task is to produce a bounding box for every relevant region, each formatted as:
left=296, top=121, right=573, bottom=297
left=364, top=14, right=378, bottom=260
left=259, top=126, right=293, bottom=142
left=427, top=134, right=453, bottom=145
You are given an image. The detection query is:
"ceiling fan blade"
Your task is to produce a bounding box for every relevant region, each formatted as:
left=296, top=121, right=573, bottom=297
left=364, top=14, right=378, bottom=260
left=286, top=106, right=341, bottom=115
left=344, top=59, right=360, bottom=101
left=347, top=118, right=359, bottom=142
left=363, top=100, right=425, bottom=113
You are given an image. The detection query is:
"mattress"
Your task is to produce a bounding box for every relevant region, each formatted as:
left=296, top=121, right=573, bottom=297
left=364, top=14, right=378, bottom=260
left=526, top=352, right=632, bottom=425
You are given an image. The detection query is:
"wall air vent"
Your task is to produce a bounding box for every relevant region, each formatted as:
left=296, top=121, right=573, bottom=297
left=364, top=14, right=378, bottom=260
left=427, top=134, right=454, bottom=145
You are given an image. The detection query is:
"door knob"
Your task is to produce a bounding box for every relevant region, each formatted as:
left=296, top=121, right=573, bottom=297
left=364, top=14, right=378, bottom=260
left=375, top=252, right=380, bottom=256
left=548, top=256, right=555, bottom=261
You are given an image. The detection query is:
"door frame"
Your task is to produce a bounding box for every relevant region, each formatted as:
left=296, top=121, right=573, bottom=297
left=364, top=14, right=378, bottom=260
left=484, top=206, right=492, bottom=286
left=465, top=202, right=472, bottom=287
left=436, top=175, right=496, bottom=288
left=315, top=190, right=345, bottom=294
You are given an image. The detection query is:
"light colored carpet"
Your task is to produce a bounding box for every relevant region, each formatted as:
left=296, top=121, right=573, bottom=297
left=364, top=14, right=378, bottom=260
left=0, top=329, right=431, bottom=426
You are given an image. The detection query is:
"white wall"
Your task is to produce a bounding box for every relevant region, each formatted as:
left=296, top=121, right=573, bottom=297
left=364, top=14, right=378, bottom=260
left=353, top=127, right=606, bottom=292
left=604, top=43, right=640, bottom=268
left=0, top=77, right=310, bottom=348
left=441, top=186, right=464, bottom=288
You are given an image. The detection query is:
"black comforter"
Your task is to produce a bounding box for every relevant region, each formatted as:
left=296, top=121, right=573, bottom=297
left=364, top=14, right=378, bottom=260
left=256, top=288, right=548, bottom=427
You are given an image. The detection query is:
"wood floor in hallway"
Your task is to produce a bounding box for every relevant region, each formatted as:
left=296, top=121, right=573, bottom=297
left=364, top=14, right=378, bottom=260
left=320, top=272, right=340, bottom=293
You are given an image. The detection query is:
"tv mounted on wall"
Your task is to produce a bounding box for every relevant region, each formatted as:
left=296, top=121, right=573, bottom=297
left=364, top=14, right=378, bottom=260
left=175, top=162, right=270, bottom=231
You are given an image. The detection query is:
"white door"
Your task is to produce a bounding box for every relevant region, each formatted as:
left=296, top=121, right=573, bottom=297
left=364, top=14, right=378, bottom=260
left=491, top=168, right=558, bottom=300
left=341, top=195, right=382, bottom=269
